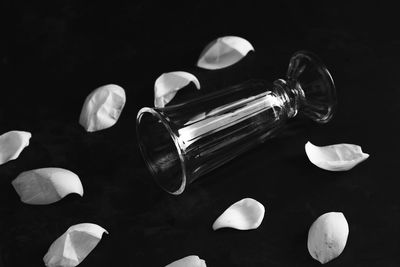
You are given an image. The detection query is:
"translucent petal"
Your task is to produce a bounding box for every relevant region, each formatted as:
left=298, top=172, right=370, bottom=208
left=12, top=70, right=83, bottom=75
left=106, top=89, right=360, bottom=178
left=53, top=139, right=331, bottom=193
left=212, top=198, right=265, bottom=230
left=165, top=255, right=206, bottom=267
left=154, top=71, right=200, bottom=108
left=79, top=84, right=126, bottom=132
left=305, top=141, right=369, bottom=171
left=197, top=36, right=254, bottom=70
left=308, top=212, right=349, bottom=264
left=43, top=223, right=108, bottom=267
left=12, top=168, right=83, bottom=205
left=0, top=131, right=31, bottom=165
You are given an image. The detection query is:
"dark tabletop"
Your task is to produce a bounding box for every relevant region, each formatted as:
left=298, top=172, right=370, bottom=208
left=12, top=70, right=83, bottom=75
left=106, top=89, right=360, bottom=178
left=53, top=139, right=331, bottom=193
left=1, top=1, right=400, bottom=266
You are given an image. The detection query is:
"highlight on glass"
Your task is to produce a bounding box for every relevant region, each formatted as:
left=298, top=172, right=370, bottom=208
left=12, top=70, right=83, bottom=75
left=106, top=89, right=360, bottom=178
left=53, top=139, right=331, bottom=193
left=136, top=51, right=337, bottom=195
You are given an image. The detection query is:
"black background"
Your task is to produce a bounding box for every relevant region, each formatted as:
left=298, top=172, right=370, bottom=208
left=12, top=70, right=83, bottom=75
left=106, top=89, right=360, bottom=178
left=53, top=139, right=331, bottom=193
left=1, top=1, right=400, bottom=266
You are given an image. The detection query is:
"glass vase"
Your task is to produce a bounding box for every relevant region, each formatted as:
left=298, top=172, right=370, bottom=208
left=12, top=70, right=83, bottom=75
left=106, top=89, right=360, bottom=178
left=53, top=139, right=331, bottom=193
left=136, top=51, right=336, bottom=195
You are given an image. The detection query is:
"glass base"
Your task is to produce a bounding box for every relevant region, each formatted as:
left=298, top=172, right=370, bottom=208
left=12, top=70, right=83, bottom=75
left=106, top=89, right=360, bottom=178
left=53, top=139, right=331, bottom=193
left=287, top=51, right=337, bottom=123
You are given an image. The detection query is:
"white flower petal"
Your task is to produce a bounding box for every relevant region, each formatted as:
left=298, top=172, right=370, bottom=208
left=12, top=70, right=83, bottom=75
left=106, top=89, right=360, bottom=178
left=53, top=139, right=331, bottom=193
left=308, top=212, right=349, bottom=264
left=197, top=36, right=255, bottom=70
left=165, top=255, right=206, bottom=267
left=0, top=131, right=31, bottom=165
left=154, top=71, right=201, bottom=108
left=305, top=141, right=369, bottom=171
left=12, top=168, right=83, bottom=205
left=212, top=198, right=265, bottom=230
left=43, top=223, right=108, bottom=267
left=79, top=84, right=126, bottom=132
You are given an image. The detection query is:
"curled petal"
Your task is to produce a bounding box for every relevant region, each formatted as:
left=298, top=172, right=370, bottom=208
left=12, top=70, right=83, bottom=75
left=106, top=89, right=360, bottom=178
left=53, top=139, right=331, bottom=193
left=197, top=36, right=255, bottom=70
left=79, top=84, right=126, bottom=132
left=165, top=255, right=206, bottom=267
left=12, top=168, right=83, bottom=205
left=305, top=141, right=369, bottom=171
left=154, top=71, right=201, bottom=108
left=0, top=131, right=31, bottom=165
left=44, top=223, right=108, bottom=267
left=308, top=212, right=349, bottom=264
left=212, top=198, right=265, bottom=230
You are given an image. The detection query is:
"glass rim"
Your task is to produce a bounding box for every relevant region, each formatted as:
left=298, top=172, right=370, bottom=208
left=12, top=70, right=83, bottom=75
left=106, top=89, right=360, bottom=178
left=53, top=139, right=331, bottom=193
left=136, top=107, right=187, bottom=195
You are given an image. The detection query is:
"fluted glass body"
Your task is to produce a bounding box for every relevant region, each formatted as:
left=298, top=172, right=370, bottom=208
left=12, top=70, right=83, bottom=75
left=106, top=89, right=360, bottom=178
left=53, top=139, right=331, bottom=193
left=137, top=80, right=298, bottom=195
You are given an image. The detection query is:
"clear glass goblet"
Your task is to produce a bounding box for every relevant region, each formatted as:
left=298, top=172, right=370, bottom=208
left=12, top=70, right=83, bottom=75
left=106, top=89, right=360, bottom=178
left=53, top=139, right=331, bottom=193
left=137, top=51, right=336, bottom=195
